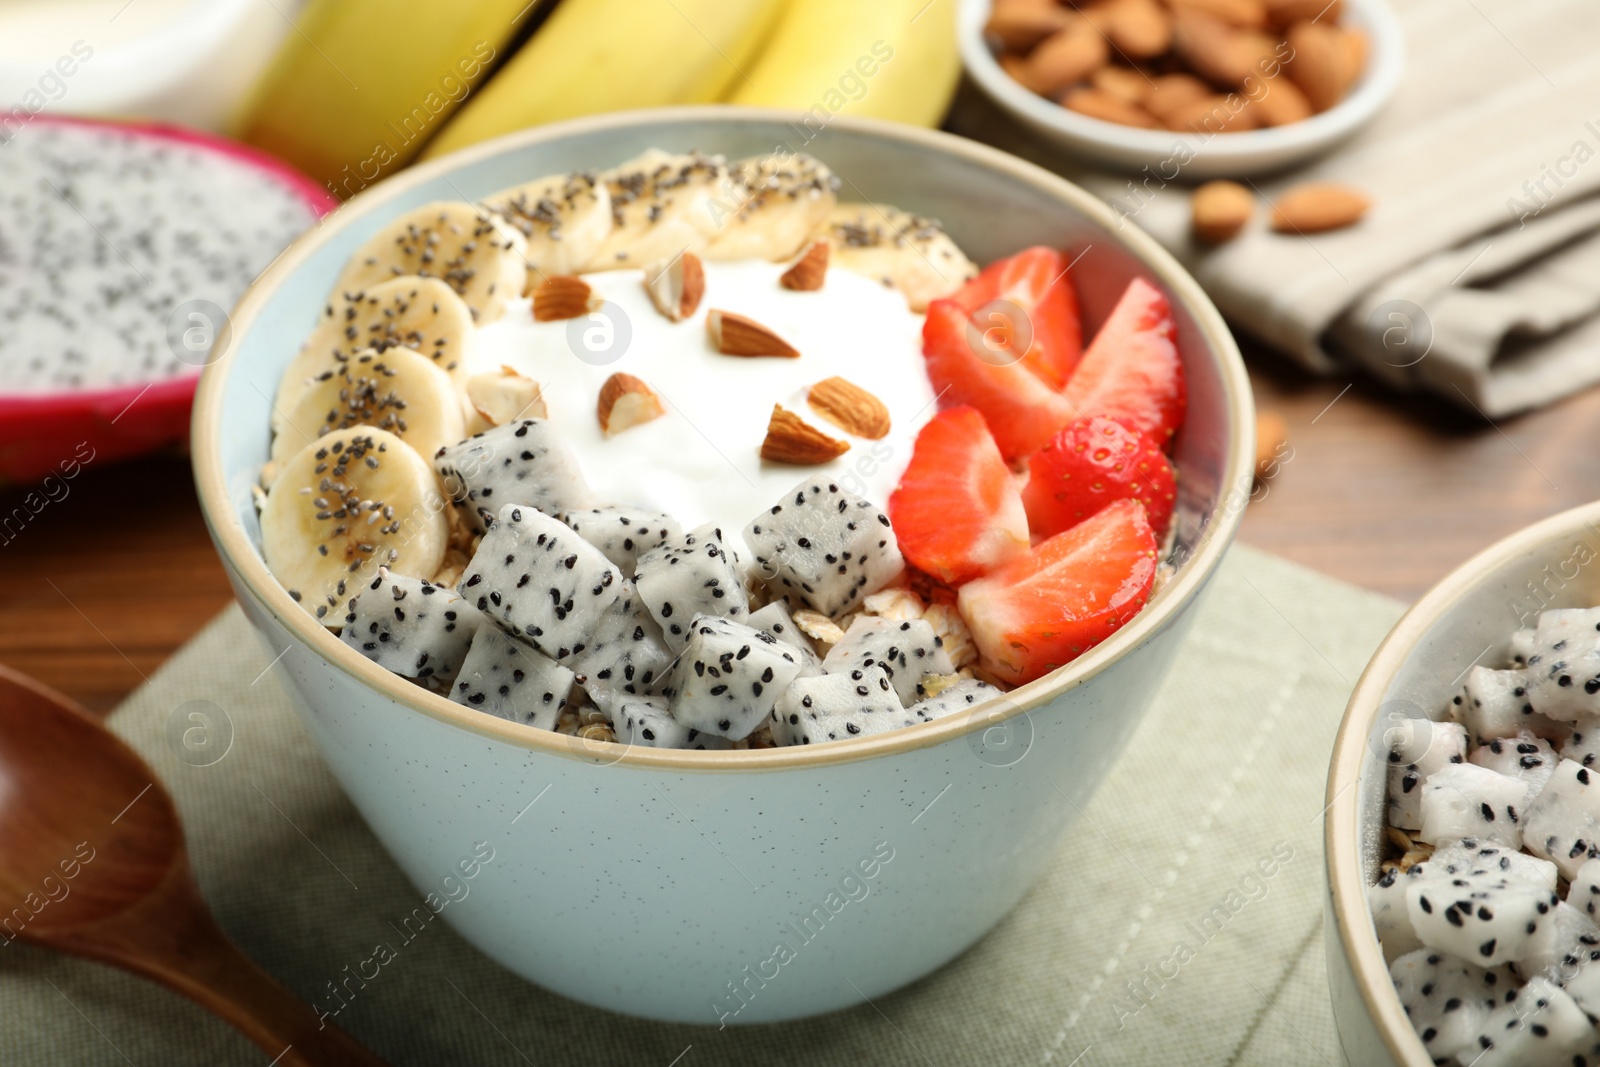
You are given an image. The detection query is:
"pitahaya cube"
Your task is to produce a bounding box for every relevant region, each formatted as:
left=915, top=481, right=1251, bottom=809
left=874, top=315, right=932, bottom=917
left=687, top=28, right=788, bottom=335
left=338, top=570, right=483, bottom=683
left=607, top=696, right=731, bottom=750
left=434, top=419, right=592, bottom=532
left=820, top=616, right=956, bottom=706
left=670, top=615, right=805, bottom=740
left=1523, top=758, right=1600, bottom=879
left=1418, top=762, right=1527, bottom=849
left=633, top=524, right=750, bottom=652
left=1431, top=839, right=1558, bottom=893
left=1561, top=722, right=1600, bottom=768
left=770, top=665, right=918, bottom=746
left=559, top=506, right=681, bottom=576
left=746, top=600, right=823, bottom=675
left=743, top=478, right=904, bottom=617
left=1405, top=865, right=1560, bottom=966
left=1389, top=948, right=1513, bottom=1062
left=572, top=587, right=677, bottom=712
left=1454, top=666, right=1554, bottom=744
left=1571, top=857, right=1600, bottom=921
left=450, top=628, right=573, bottom=730
left=457, top=504, right=624, bottom=663
left=1470, top=731, right=1558, bottom=801
left=912, top=677, right=1002, bottom=720
left=1526, top=609, right=1600, bottom=722
left=1460, top=975, right=1598, bottom=1067
left=1515, top=899, right=1600, bottom=984
left=1369, top=865, right=1429, bottom=962
left=1510, top=626, right=1537, bottom=668
left=1386, top=718, right=1467, bottom=831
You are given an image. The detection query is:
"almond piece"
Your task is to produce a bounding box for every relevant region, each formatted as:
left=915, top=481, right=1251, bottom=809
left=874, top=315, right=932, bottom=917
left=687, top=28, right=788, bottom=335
left=1091, top=64, right=1153, bottom=103
left=1247, top=70, right=1314, bottom=125
left=1103, top=0, right=1172, bottom=58
left=1270, top=182, right=1369, bottom=232
left=1255, top=410, right=1288, bottom=478
left=807, top=376, right=890, bottom=440
left=779, top=240, right=829, bottom=291
left=985, top=0, right=1073, bottom=51
left=1283, top=19, right=1352, bottom=110
left=1025, top=15, right=1110, bottom=95
left=1263, top=0, right=1340, bottom=30
left=466, top=365, right=546, bottom=434
left=760, top=405, right=849, bottom=464
left=999, top=52, right=1055, bottom=95
left=597, top=372, right=665, bottom=436
left=1164, top=92, right=1258, bottom=133
left=642, top=251, right=705, bottom=322
left=1166, top=0, right=1268, bottom=29
left=707, top=309, right=799, bottom=357
left=1191, top=180, right=1255, bottom=243
left=1172, top=11, right=1275, bottom=88
left=532, top=275, right=600, bottom=322
left=1142, top=72, right=1211, bottom=117
left=1062, top=86, right=1160, bottom=127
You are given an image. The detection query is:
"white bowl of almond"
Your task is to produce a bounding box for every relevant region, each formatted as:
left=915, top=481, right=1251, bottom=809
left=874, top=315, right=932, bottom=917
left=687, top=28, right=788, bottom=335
left=961, top=0, right=1405, bottom=177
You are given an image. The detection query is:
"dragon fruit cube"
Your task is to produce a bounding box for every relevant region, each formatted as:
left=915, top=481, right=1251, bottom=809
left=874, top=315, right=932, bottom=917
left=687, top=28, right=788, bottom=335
left=1404, top=865, right=1559, bottom=966
left=1524, top=758, right=1600, bottom=879
left=1526, top=609, right=1600, bottom=722
left=743, top=477, right=904, bottom=617
left=572, top=587, right=677, bottom=712
left=1418, top=762, right=1528, bottom=850
left=1386, top=718, right=1467, bottom=831
left=911, top=677, right=1002, bottom=720
left=821, top=615, right=955, bottom=706
left=1469, top=731, right=1557, bottom=801
left=1431, top=839, right=1558, bottom=892
left=771, top=665, right=917, bottom=746
left=633, top=523, right=749, bottom=652
left=434, top=419, right=592, bottom=532
left=607, top=696, right=731, bottom=750
left=450, top=628, right=573, bottom=730
left=746, top=600, right=823, bottom=675
left=1369, top=865, right=1430, bottom=962
left=1561, top=723, right=1600, bottom=768
left=458, top=504, right=624, bottom=664
left=559, top=506, right=681, bottom=576
left=1460, top=976, right=1597, bottom=1067
left=1571, top=857, right=1600, bottom=920
left=1454, top=665, right=1556, bottom=744
left=1515, top=899, right=1600, bottom=984
left=1389, top=948, right=1513, bottom=1062
left=671, top=615, right=805, bottom=740
left=339, top=570, right=483, bottom=683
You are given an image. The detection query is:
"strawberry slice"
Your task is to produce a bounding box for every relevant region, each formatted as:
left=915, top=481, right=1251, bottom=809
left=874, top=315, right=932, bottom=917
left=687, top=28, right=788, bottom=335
left=889, top=407, right=1029, bottom=585
left=1062, top=277, right=1185, bottom=450
left=949, top=246, right=1083, bottom=388
left=957, top=498, right=1157, bottom=686
left=1022, top=415, right=1176, bottom=540
left=922, top=299, right=1077, bottom=461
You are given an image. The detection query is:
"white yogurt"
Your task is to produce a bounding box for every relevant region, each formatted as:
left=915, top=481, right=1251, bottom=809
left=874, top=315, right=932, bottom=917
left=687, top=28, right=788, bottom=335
left=472, top=260, right=935, bottom=537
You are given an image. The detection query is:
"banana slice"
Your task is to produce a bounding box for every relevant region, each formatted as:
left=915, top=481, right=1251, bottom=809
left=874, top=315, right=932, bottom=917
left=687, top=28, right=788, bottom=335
left=703, top=152, right=838, bottom=262
left=270, top=346, right=466, bottom=468
left=824, top=203, right=978, bottom=312
left=276, top=276, right=474, bottom=431
left=331, top=201, right=527, bottom=324
left=583, top=149, right=728, bottom=270
left=482, top=171, right=613, bottom=282
left=262, top=426, right=450, bottom=627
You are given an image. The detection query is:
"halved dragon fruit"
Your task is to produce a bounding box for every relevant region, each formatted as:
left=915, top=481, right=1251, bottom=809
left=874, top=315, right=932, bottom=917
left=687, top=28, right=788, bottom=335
left=0, top=115, right=332, bottom=483
left=450, top=628, right=574, bottom=730
left=338, top=570, right=484, bottom=685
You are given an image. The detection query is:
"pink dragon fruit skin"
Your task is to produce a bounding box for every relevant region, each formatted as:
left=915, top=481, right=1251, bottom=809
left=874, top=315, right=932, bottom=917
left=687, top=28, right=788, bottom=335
left=0, top=114, right=333, bottom=484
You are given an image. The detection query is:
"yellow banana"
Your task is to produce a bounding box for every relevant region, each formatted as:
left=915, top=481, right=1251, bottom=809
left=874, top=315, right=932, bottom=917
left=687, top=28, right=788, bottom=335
left=232, top=0, right=542, bottom=198
left=422, top=0, right=788, bottom=160
left=728, top=0, right=961, bottom=127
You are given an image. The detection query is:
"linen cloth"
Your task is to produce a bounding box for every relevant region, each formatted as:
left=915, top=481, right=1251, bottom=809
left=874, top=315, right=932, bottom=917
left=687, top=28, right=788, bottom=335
left=0, top=545, right=1403, bottom=1065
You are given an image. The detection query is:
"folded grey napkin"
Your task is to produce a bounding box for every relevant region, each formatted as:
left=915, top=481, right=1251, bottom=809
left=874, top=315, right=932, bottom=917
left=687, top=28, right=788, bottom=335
left=951, top=0, right=1600, bottom=417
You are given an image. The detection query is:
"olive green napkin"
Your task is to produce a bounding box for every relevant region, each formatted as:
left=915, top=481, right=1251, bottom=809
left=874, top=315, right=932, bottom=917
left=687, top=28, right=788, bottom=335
left=0, top=544, right=1402, bottom=1066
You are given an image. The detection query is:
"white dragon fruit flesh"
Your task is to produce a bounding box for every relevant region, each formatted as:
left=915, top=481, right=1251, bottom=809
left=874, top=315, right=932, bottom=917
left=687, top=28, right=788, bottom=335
left=1431, top=839, right=1558, bottom=893
left=1526, top=609, right=1600, bottom=722
left=821, top=615, right=955, bottom=706
left=1515, top=900, right=1600, bottom=984
left=433, top=419, right=593, bottom=531
left=1389, top=948, right=1515, bottom=1062
left=1405, top=865, right=1560, bottom=967
left=770, top=665, right=918, bottom=746
left=1387, top=718, right=1467, bottom=831
left=1562, top=722, right=1600, bottom=768
left=632, top=523, right=749, bottom=652
left=607, top=696, right=731, bottom=750
left=1370, top=865, right=1429, bottom=962
left=1571, top=857, right=1600, bottom=921
left=743, top=477, right=904, bottom=617
left=670, top=615, right=805, bottom=740
left=338, top=570, right=483, bottom=684
left=572, top=587, right=677, bottom=712
left=1454, top=666, right=1556, bottom=744
left=912, top=677, right=1002, bottom=720
left=449, top=628, right=574, bottom=730
left=457, top=503, right=623, bottom=664
left=558, top=506, right=680, bottom=575
left=1523, top=759, right=1600, bottom=879
left=1418, top=762, right=1528, bottom=850
left=1460, top=975, right=1598, bottom=1067
left=1470, top=731, right=1558, bottom=801
left=745, top=600, right=823, bottom=675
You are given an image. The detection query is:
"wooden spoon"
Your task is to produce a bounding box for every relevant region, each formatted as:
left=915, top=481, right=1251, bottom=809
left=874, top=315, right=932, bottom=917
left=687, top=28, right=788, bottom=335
left=0, top=664, right=386, bottom=1066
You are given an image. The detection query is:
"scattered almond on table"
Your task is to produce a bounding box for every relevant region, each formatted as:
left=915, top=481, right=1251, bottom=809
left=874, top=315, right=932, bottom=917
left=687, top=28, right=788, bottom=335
left=1270, top=181, right=1370, bottom=232
left=1190, top=180, right=1255, bottom=242
left=1255, top=410, right=1288, bottom=481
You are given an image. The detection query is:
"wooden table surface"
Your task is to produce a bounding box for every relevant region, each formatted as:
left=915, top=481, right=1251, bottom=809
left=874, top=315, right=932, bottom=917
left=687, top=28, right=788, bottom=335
left=5, top=345, right=1600, bottom=716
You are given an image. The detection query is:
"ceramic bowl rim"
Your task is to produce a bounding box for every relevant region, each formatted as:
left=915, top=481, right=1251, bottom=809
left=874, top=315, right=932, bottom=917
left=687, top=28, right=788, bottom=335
left=191, top=104, right=1255, bottom=772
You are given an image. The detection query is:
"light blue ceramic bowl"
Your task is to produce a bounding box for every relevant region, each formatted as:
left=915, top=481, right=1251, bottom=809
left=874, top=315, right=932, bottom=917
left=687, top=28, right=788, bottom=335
left=192, top=107, right=1254, bottom=1024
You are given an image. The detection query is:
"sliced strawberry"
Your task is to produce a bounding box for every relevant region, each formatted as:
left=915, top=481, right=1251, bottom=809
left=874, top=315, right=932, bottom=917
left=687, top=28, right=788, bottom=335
left=890, top=407, right=1029, bottom=585
left=1022, top=415, right=1176, bottom=540
left=949, top=246, right=1083, bottom=388
left=957, top=498, right=1157, bottom=685
left=922, top=298, right=1077, bottom=461
left=1063, top=277, right=1185, bottom=450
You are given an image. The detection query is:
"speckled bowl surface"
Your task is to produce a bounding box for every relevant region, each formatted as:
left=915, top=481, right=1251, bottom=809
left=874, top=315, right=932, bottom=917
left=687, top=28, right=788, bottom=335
left=192, top=106, right=1254, bottom=1024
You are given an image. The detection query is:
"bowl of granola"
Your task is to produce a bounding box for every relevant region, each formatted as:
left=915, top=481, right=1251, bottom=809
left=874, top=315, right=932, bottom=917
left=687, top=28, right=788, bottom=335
left=191, top=106, right=1253, bottom=1023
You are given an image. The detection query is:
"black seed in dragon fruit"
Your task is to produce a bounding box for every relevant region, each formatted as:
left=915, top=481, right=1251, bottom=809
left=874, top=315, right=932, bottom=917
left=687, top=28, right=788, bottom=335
left=607, top=696, right=732, bottom=750
left=434, top=419, right=593, bottom=532
left=1525, top=609, right=1600, bottom=722
left=1385, top=717, right=1467, bottom=831
left=1459, top=975, right=1598, bottom=1067
left=1388, top=948, right=1513, bottom=1062
left=1404, top=865, right=1559, bottom=966
left=911, top=677, right=1001, bottom=720
left=450, top=627, right=574, bottom=730
left=338, top=570, right=483, bottom=684
left=572, top=585, right=677, bottom=713
left=457, top=503, right=623, bottom=664
left=1369, top=865, right=1430, bottom=963
left=770, top=665, right=918, bottom=746
left=1454, top=665, right=1557, bottom=744
left=745, top=600, right=823, bottom=676
left=743, top=477, right=904, bottom=618
left=1469, top=731, right=1557, bottom=800
left=671, top=615, right=804, bottom=741
left=1523, top=758, right=1600, bottom=879
left=633, top=523, right=749, bottom=652
left=1417, top=762, right=1526, bottom=850
left=558, top=506, right=681, bottom=575
left=822, top=615, right=955, bottom=706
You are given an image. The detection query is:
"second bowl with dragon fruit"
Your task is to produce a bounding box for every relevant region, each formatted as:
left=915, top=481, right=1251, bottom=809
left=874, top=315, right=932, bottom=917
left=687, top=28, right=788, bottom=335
left=194, top=107, right=1252, bottom=1023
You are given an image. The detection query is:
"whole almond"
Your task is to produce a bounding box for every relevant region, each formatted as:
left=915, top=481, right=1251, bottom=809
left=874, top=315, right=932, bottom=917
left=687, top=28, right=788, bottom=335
left=1104, top=0, right=1172, bottom=58
left=1166, top=0, right=1268, bottom=29
left=596, top=372, right=666, bottom=436
left=1092, top=64, right=1153, bottom=103
left=779, top=240, right=829, bottom=291
left=1142, top=71, right=1212, bottom=117
left=999, top=52, right=1054, bottom=95
left=985, top=0, right=1073, bottom=51
left=532, top=275, right=599, bottom=322
left=1025, top=15, right=1110, bottom=94
left=643, top=251, right=705, bottom=322
left=1164, top=92, right=1258, bottom=133
left=1246, top=70, right=1313, bottom=125
left=1283, top=20, right=1353, bottom=110
left=1270, top=182, right=1369, bottom=232
left=1171, top=11, right=1257, bottom=87
left=1340, top=27, right=1368, bottom=83
left=1190, top=180, right=1255, bottom=242
left=807, top=376, right=891, bottom=439
left=1062, top=86, right=1160, bottom=127
left=1254, top=410, right=1288, bottom=478
left=1263, top=0, right=1341, bottom=30
left=707, top=310, right=798, bottom=357
left=760, top=405, right=850, bottom=465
